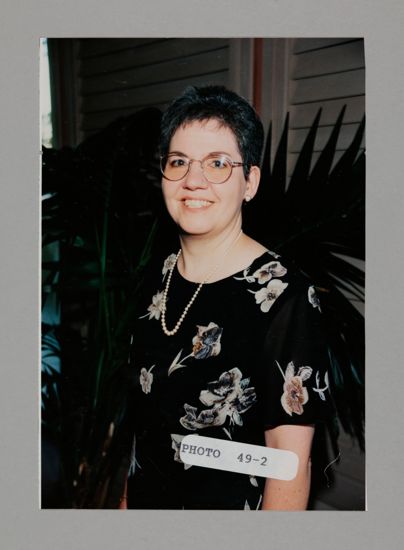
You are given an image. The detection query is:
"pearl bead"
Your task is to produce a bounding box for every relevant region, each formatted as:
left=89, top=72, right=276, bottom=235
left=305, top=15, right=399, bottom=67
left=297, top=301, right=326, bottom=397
left=160, top=230, right=243, bottom=336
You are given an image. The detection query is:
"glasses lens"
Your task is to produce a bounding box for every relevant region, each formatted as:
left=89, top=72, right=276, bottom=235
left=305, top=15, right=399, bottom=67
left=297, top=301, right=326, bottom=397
left=161, top=155, right=189, bottom=181
left=203, top=155, right=232, bottom=183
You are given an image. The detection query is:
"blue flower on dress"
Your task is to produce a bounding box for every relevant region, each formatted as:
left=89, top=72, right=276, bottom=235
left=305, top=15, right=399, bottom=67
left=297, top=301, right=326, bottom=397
left=168, top=322, right=223, bottom=376
left=192, top=322, right=223, bottom=359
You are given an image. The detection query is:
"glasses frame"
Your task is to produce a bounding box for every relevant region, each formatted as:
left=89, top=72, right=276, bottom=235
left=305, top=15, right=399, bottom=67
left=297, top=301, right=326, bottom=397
left=160, top=152, right=248, bottom=184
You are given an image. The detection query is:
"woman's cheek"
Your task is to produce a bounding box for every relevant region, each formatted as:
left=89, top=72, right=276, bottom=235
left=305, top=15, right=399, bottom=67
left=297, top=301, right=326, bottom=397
left=161, top=185, right=173, bottom=210
left=164, top=195, right=179, bottom=222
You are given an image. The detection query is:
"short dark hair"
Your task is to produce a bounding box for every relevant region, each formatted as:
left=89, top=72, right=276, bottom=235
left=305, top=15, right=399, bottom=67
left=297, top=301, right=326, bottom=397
left=159, top=85, right=264, bottom=178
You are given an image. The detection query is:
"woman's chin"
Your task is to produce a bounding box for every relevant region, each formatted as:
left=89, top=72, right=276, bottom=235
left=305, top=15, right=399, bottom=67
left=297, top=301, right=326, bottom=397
left=175, top=216, right=218, bottom=237
left=178, top=224, right=214, bottom=237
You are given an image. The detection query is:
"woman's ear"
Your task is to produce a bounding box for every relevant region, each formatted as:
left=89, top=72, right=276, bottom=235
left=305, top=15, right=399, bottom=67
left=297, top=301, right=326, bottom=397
left=245, top=165, right=261, bottom=201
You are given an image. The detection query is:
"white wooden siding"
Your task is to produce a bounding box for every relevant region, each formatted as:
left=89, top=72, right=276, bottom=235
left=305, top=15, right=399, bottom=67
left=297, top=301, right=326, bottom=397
left=77, top=38, right=231, bottom=140
left=287, top=38, right=366, bottom=317
left=287, top=38, right=365, bottom=177
left=289, top=96, right=365, bottom=128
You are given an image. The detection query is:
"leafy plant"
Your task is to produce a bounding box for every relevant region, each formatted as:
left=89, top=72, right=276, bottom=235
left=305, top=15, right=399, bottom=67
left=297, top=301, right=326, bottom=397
left=245, top=106, right=365, bottom=450
left=41, top=108, right=163, bottom=507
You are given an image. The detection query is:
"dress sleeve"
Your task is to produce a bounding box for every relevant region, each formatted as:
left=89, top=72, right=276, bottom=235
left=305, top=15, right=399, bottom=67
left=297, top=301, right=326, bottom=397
left=258, top=276, right=336, bottom=430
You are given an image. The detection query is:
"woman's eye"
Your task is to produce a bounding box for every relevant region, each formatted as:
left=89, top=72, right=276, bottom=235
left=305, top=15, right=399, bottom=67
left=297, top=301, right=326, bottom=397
left=209, top=157, right=229, bottom=169
left=169, top=158, right=186, bottom=167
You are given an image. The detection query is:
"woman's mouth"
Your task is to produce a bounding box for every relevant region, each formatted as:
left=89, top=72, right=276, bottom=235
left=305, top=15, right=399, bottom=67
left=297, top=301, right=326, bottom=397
left=183, top=199, right=213, bottom=209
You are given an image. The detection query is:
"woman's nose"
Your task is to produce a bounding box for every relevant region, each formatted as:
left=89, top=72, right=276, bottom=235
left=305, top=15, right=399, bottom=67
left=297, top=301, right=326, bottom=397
left=182, top=160, right=208, bottom=189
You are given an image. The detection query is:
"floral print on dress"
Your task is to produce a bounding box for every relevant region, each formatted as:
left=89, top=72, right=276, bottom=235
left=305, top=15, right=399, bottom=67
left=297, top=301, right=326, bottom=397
left=128, top=433, right=142, bottom=477
left=312, top=370, right=329, bottom=401
left=249, top=475, right=258, bottom=487
left=234, top=257, right=286, bottom=284
left=267, top=249, right=281, bottom=259
left=234, top=254, right=289, bottom=313
left=168, top=322, right=223, bottom=376
left=139, top=365, right=155, bottom=394
left=179, top=368, right=257, bottom=430
left=249, top=279, right=288, bottom=313
left=139, top=290, right=164, bottom=320
left=308, top=285, right=322, bottom=312
left=162, top=253, right=177, bottom=281
left=252, top=261, right=287, bottom=284
left=233, top=266, right=256, bottom=283
left=170, top=433, right=192, bottom=470
left=276, top=361, right=313, bottom=416
left=192, top=323, right=222, bottom=358
left=244, top=493, right=262, bottom=510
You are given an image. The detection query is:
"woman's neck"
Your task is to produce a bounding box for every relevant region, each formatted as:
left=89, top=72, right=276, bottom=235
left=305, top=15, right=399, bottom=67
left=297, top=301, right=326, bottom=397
left=178, top=224, right=243, bottom=283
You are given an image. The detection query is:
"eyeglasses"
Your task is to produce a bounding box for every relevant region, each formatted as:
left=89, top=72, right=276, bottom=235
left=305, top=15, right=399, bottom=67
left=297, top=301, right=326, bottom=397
left=160, top=153, right=247, bottom=184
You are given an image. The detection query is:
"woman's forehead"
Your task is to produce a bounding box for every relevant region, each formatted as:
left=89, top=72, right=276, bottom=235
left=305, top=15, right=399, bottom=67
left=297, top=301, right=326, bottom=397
left=170, top=119, right=240, bottom=154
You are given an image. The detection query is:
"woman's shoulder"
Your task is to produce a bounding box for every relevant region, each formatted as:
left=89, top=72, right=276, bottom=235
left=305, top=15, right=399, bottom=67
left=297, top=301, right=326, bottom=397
left=243, top=246, right=292, bottom=276
left=243, top=246, right=314, bottom=294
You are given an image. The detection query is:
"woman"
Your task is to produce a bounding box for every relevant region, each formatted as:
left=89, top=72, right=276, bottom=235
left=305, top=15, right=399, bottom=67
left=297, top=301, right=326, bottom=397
left=120, top=85, right=335, bottom=510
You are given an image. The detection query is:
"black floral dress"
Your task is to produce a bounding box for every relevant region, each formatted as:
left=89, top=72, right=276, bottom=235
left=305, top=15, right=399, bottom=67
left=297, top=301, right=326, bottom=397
left=125, top=249, right=335, bottom=510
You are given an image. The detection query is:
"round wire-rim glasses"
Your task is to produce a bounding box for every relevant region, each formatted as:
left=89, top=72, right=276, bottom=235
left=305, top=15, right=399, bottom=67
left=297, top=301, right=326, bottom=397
left=160, top=153, right=248, bottom=184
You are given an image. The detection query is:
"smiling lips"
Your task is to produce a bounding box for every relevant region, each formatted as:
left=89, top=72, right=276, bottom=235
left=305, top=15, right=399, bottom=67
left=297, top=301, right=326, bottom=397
left=183, top=199, right=213, bottom=209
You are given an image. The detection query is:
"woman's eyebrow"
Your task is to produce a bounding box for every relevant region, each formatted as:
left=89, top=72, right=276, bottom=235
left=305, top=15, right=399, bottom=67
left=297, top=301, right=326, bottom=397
left=167, top=150, right=188, bottom=156
left=167, top=150, right=233, bottom=157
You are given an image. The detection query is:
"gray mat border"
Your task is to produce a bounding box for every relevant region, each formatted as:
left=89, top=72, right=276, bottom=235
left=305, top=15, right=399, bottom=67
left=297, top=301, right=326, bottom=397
left=1, top=1, right=403, bottom=549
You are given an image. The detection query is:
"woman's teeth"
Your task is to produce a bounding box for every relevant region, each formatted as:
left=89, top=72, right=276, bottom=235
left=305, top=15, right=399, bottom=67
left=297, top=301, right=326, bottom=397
left=184, top=199, right=211, bottom=208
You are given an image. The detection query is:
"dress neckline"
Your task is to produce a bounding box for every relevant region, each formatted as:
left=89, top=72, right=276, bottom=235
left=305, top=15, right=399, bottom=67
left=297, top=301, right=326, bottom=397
left=173, top=250, right=274, bottom=286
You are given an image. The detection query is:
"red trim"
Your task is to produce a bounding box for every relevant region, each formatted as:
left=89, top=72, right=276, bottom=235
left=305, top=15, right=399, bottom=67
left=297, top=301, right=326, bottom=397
left=253, top=38, right=263, bottom=115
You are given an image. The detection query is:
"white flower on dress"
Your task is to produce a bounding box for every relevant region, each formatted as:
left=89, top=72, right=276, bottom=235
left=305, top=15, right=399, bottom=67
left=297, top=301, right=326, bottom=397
left=139, top=365, right=155, bottom=394
left=234, top=252, right=283, bottom=283
left=170, top=433, right=193, bottom=470
left=308, top=285, right=322, bottom=312
left=250, top=279, right=288, bottom=312
left=162, top=253, right=177, bottom=281
left=252, top=261, right=287, bottom=284
left=179, top=368, right=257, bottom=430
left=139, top=290, right=164, bottom=320
left=276, top=361, right=313, bottom=416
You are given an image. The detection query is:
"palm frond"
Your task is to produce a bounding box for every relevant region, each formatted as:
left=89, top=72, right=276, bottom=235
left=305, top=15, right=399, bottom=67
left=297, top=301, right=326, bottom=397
left=41, top=108, right=162, bottom=507
left=245, top=107, right=365, bottom=448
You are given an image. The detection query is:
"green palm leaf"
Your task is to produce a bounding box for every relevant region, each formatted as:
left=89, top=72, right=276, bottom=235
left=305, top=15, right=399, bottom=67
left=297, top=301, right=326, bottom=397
left=245, top=107, right=365, bottom=448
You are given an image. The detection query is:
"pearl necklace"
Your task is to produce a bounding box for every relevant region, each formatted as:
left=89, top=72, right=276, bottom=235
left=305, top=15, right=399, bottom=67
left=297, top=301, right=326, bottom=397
left=161, top=230, right=243, bottom=336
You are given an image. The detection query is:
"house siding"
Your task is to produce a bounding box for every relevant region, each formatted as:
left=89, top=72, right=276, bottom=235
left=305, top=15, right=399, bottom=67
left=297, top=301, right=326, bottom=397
left=77, top=38, right=231, bottom=141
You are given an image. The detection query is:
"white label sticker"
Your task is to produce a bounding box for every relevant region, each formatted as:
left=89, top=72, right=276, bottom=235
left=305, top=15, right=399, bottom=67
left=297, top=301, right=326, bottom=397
left=179, top=435, right=298, bottom=481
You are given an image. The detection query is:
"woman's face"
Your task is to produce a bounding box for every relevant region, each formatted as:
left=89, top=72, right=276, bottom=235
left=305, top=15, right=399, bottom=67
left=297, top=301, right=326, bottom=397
left=161, top=119, right=259, bottom=239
